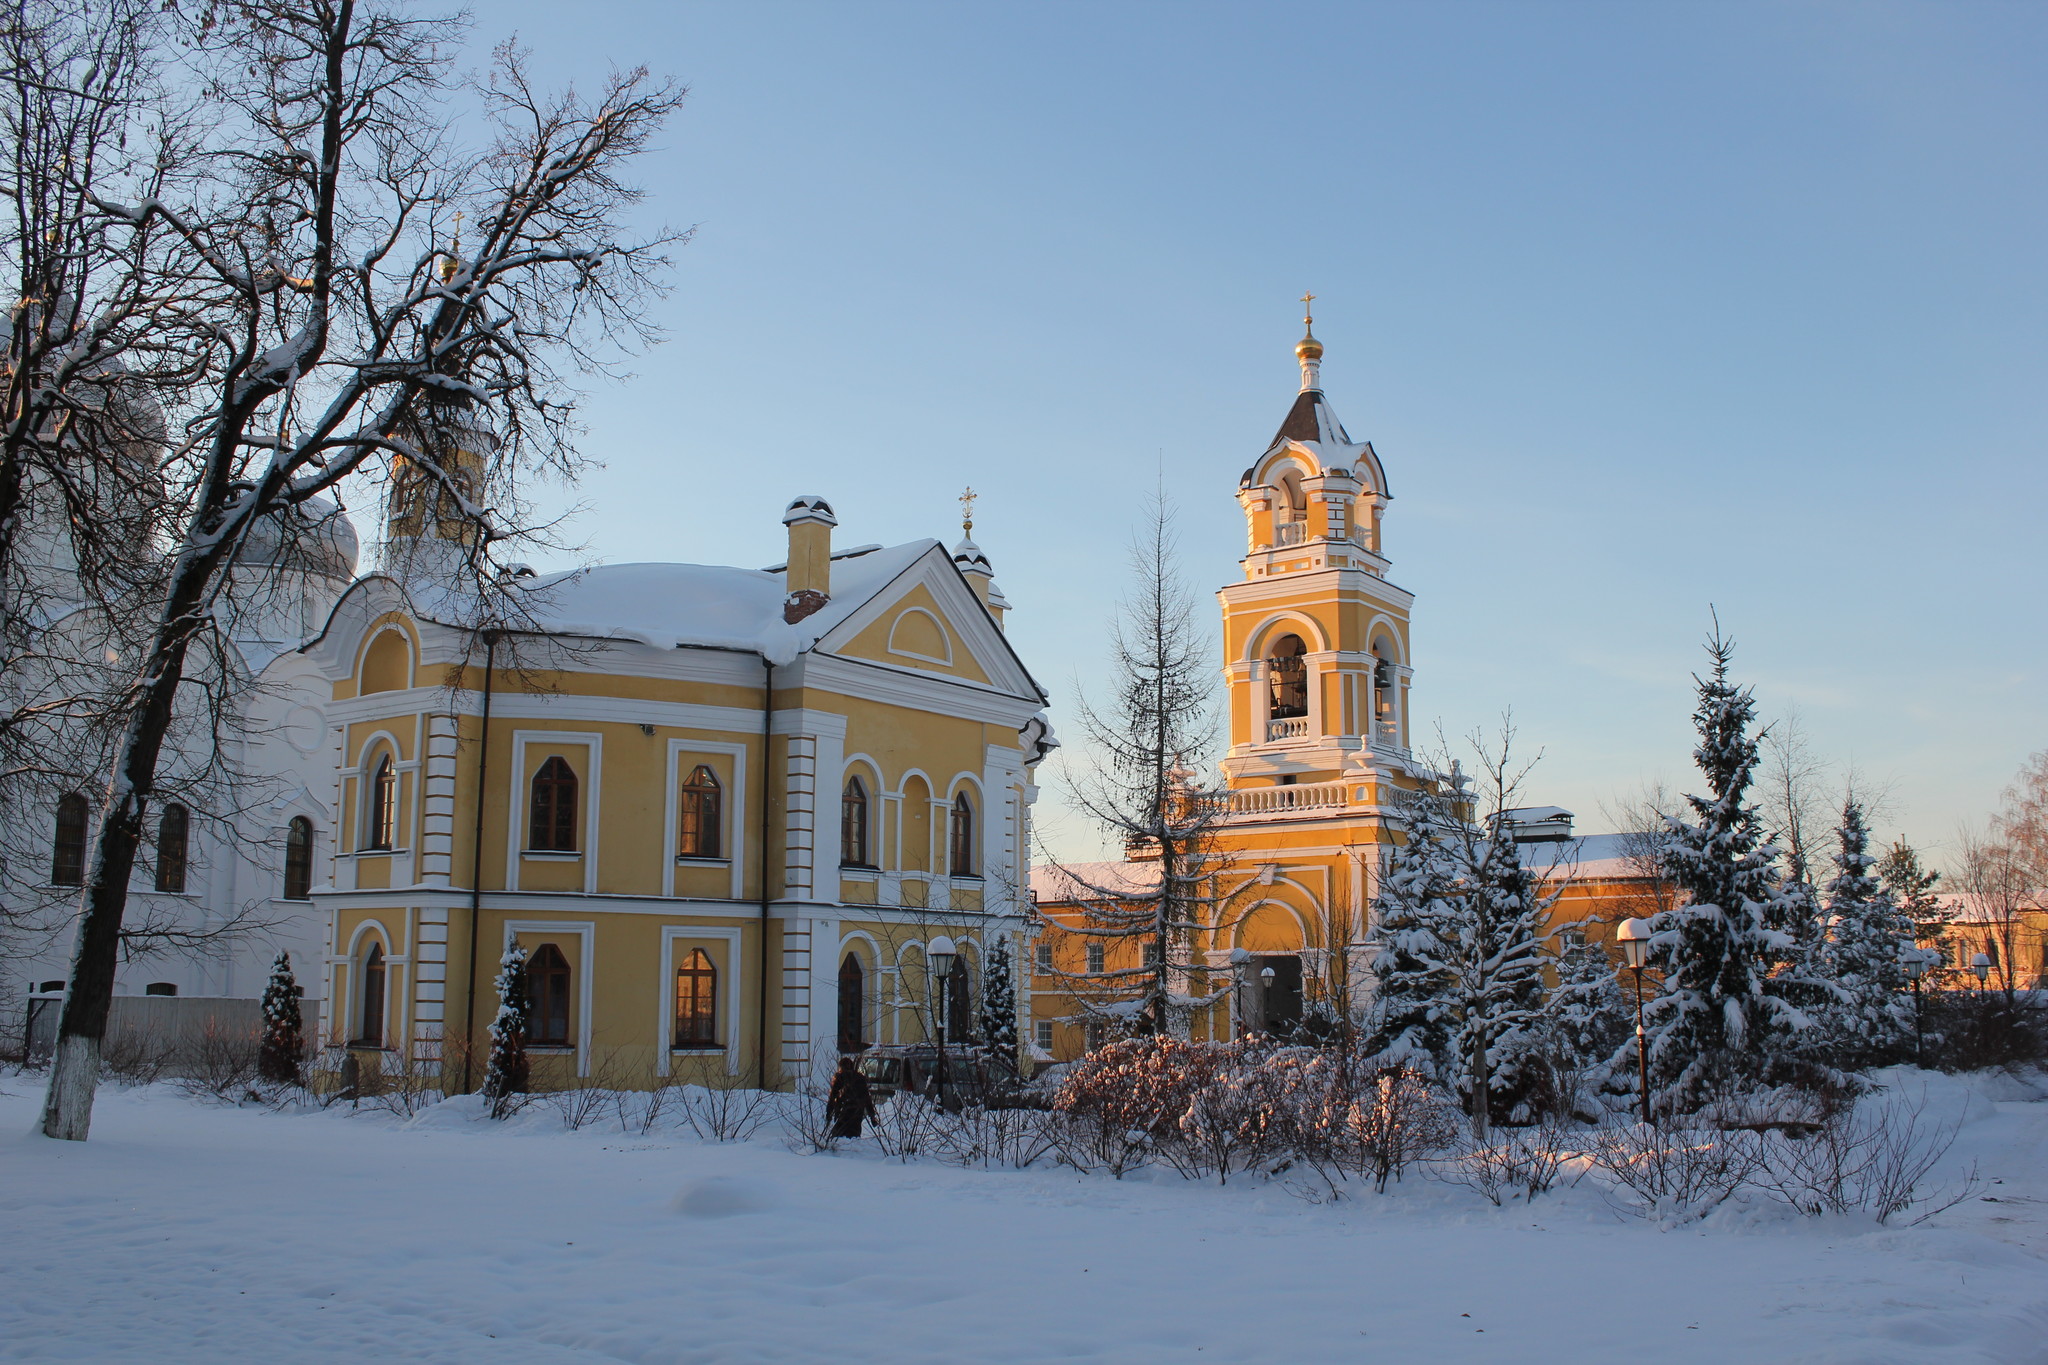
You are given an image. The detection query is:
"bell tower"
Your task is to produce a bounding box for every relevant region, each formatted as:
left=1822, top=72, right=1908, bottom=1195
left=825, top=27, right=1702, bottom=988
left=1218, top=303, right=1416, bottom=788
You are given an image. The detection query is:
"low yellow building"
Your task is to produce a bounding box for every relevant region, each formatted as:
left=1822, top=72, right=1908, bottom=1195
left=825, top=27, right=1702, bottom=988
left=310, top=482, right=1051, bottom=1093
left=1029, top=315, right=1444, bottom=1059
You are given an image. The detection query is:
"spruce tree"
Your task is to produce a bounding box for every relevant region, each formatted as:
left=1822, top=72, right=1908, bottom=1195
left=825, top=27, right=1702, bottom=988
left=1544, top=929, right=1633, bottom=1080
left=482, top=945, right=530, bottom=1117
left=1365, top=791, right=1465, bottom=1071
left=1877, top=839, right=1949, bottom=970
left=1643, top=632, right=1814, bottom=1109
left=258, top=952, right=305, bottom=1087
left=978, top=935, right=1019, bottom=1066
left=1445, top=814, right=1557, bottom=1134
left=1813, top=801, right=1914, bottom=1066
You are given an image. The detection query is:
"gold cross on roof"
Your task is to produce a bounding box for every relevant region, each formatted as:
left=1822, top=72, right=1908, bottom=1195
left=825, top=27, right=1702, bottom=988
left=960, top=486, right=977, bottom=535
left=1301, top=291, right=1315, bottom=325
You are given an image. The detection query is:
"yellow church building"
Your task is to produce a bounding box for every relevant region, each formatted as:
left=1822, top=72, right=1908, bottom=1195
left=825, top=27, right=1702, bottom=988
left=309, top=468, right=1052, bottom=1094
left=1029, top=313, right=1448, bottom=1058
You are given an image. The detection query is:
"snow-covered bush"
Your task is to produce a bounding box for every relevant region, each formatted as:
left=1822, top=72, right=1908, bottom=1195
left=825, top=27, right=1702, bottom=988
left=1588, top=1119, right=1762, bottom=1225
left=678, top=1080, right=775, bottom=1143
left=1446, top=1122, right=1580, bottom=1206
left=1752, top=1090, right=1980, bottom=1224
left=482, top=945, right=530, bottom=1119
left=1347, top=1065, right=1463, bottom=1193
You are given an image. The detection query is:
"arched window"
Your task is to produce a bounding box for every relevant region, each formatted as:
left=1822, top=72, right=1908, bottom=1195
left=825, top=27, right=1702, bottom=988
left=941, top=962, right=974, bottom=1045
left=527, top=943, right=572, bottom=1046
left=949, top=792, right=976, bottom=877
left=355, top=942, right=385, bottom=1046
left=840, top=776, right=871, bottom=867
left=144, top=981, right=177, bottom=997
left=837, top=953, right=866, bottom=1051
left=51, top=793, right=88, bottom=886
left=674, top=948, right=718, bottom=1048
left=283, top=817, right=314, bottom=900
left=1267, top=633, right=1308, bottom=720
left=364, top=753, right=396, bottom=850
left=154, top=803, right=189, bottom=893
left=528, top=756, right=578, bottom=852
left=678, top=765, right=722, bottom=858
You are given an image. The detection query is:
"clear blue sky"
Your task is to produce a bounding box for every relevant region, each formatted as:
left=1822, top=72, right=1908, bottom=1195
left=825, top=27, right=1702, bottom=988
left=475, top=0, right=2045, bottom=866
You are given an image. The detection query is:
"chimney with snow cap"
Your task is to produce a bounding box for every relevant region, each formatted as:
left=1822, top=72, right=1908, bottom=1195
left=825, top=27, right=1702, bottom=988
left=782, top=494, right=835, bottom=623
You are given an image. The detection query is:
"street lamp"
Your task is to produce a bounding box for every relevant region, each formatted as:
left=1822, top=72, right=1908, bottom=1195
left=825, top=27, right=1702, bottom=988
left=1971, top=951, right=1991, bottom=986
left=928, top=936, right=958, bottom=1109
left=1901, top=946, right=1932, bottom=1069
left=1258, top=964, right=1276, bottom=1038
left=1615, top=918, right=1653, bottom=1127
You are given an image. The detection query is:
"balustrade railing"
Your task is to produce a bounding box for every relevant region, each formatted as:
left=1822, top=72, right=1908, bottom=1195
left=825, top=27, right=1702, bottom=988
left=1274, top=521, right=1306, bottom=546
left=1265, top=717, right=1309, bottom=742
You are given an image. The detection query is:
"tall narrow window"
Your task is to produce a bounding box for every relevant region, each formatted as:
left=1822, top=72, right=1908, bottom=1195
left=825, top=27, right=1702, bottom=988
left=674, top=948, right=718, bottom=1048
left=949, top=792, right=976, bottom=876
left=678, top=765, right=722, bottom=858
left=527, top=943, right=572, bottom=1046
left=1086, top=943, right=1105, bottom=974
left=528, top=756, right=579, bottom=852
left=51, top=793, right=88, bottom=886
left=837, top=953, right=866, bottom=1051
left=943, top=965, right=973, bottom=1045
left=364, top=753, right=396, bottom=850
left=356, top=943, right=385, bottom=1047
left=1267, top=633, right=1308, bottom=719
left=840, top=776, right=870, bottom=867
left=284, top=817, right=314, bottom=900
left=154, top=803, right=189, bottom=893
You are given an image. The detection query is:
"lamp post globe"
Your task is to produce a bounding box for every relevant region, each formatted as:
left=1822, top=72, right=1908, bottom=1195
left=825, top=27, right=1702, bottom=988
left=925, top=936, right=959, bottom=1107
left=1971, top=951, right=1991, bottom=985
left=1615, top=919, right=1654, bottom=1126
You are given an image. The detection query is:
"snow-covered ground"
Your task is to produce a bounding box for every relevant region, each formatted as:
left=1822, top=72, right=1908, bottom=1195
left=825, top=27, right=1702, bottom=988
left=4, top=1071, right=2046, bottom=1364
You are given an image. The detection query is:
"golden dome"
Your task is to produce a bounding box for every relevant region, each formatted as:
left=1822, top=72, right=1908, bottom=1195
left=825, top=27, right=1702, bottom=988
left=1295, top=328, right=1323, bottom=362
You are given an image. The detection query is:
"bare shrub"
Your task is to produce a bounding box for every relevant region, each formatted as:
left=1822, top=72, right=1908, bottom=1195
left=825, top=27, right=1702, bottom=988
left=545, top=1050, right=635, bottom=1132
left=173, top=1024, right=261, bottom=1102
left=98, top=1033, right=177, bottom=1088
left=1754, top=1090, right=1981, bottom=1225
left=870, top=1092, right=941, bottom=1163
left=1171, top=1063, right=1285, bottom=1184
left=1447, top=1122, right=1581, bottom=1206
left=1051, top=1037, right=1217, bottom=1178
left=679, top=1079, right=774, bottom=1143
left=363, top=1060, right=446, bottom=1120
left=1590, top=1120, right=1762, bottom=1224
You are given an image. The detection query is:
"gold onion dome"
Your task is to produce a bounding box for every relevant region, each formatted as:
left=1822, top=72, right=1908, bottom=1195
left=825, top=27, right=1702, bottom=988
left=1295, top=328, right=1323, bottom=362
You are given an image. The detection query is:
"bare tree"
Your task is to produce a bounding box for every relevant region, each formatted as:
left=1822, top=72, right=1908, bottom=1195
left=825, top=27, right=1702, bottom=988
left=1597, top=778, right=1684, bottom=923
left=1758, top=708, right=1831, bottom=893
left=40, top=0, right=685, bottom=1140
left=1043, top=489, right=1240, bottom=1040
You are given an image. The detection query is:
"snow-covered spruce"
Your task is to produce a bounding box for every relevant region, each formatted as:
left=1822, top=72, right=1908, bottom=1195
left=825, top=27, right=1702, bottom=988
left=257, top=952, right=304, bottom=1087
left=1809, top=800, right=1916, bottom=1067
left=1640, top=633, right=1825, bottom=1110
left=1364, top=787, right=1555, bottom=1133
left=978, top=935, right=1019, bottom=1065
left=483, top=945, right=530, bottom=1117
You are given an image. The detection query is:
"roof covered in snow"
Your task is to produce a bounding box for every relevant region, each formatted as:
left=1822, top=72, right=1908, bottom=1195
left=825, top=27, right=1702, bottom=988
left=1031, top=860, right=1164, bottom=904
left=1519, top=833, right=1648, bottom=881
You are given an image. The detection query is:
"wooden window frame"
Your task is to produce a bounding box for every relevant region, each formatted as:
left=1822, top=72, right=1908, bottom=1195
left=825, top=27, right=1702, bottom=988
left=154, top=803, right=190, bottom=894
left=284, top=817, right=314, bottom=901
left=527, top=943, right=573, bottom=1047
left=673, top=948, right=718, bottom=1049
left=840, top=776, right=872, bottom=868
left=364, top=753, right=397, bottom=851
left=354, top=943, right=386, bottom=1047
left=528, top=755, right=580, bottom=853
left=678, top=765, right=724, bottom=860
left=51, top=792, right=88, bottom=886
left=948, top=791, right=977, bottom=878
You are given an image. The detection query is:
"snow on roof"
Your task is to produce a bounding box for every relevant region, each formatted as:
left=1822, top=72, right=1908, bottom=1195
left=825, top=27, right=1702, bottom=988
left=497, top=540, right=937, bottom=667
left=1935, top=891, right=2048, bottom=924
left=1031, top=860, right=1164, bottom=904
left=1520, top=832, right=1647, bottom=881
left=1502, top=805, right=1575, bottom=825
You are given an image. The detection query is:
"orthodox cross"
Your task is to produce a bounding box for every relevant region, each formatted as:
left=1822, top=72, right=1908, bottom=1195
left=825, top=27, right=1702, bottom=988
left=1301, top=290, right=1315, bottom=326
left=959, top=486, right=977, bottom=536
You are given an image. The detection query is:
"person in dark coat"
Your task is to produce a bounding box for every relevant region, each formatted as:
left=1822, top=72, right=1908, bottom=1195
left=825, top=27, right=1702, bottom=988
left=826, top=1055, right=878, bottom=1138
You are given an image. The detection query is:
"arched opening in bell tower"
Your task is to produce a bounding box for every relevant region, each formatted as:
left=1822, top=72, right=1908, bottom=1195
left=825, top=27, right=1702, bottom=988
left=1267, top=633, right=1308, bottom=722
